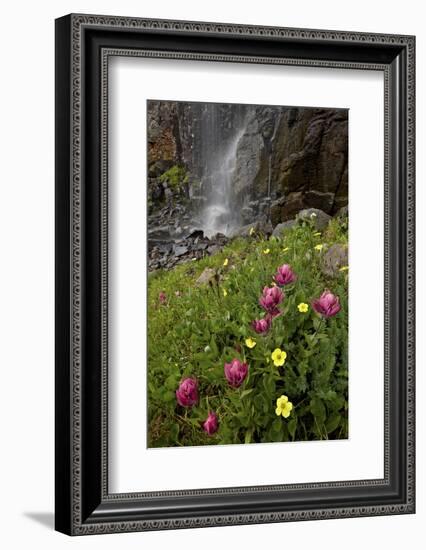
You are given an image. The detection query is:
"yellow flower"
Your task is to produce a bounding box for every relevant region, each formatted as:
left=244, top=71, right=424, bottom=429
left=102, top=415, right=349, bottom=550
left=223, top=258, right=229, bottom=266
left=263, top=248, right=270, bottom=254
left=275, top=395, right=293, bottom=418
left=339, top=265, right=349, bottom=272
left=282, top=247, right=290, bottom=252
left=249, top=227, right=255, bottom=236
left=313, top=232, right=322, bottom=237
left=223, top=288, right=228, bottom=297
left=314, top=244, right=324, bottom=251
left=297, top=302, right=309, bottom=313
left=250, top=267, right=255, bottom=273
left=271, top=348, right=287, bottom=367
left=245, top=337, right=256, bottom=349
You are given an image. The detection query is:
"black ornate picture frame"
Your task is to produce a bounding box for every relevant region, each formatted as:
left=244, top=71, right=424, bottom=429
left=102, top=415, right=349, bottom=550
left=55, top=14, right=415, bottom=535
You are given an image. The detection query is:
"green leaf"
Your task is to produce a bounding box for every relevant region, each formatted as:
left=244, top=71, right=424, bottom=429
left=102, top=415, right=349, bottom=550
left=262, top=374, right=275, bottom=397
left=325, top=413, right=341, bottom=434
left=288, top=418, right=297, bottom=439
left=170, top=423, right=179, bottom=442
left=310, top=397, right=326, bottom=424
left=271, top=418, right=282, bottom=434
left=163, top=390, right=176, bottom=402
left=165, top=375, right=177, bottom=390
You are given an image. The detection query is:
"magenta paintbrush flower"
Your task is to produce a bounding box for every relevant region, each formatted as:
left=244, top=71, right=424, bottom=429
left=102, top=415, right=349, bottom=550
left=259, top=285, right=284, bottom=316
left=274, top=264, right=297, bottom=286
left=159, top=291, right=167, bottom=305
left=251, top=315, right=272, bottom=335
left=175, top=378, right=198, bottom=407
left=312, top=290, right=341, bottom=318
left=224, top=358, right=248, bottom=388
left=203, top=411, right=219, bottom=436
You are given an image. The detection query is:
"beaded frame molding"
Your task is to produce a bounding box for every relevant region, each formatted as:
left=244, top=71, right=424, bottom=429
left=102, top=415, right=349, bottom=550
left=55, top=14, right=415, bottom=536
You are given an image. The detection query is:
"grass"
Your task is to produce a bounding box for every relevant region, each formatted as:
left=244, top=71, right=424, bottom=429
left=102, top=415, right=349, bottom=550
left=147, top=216, right=348, bottom=447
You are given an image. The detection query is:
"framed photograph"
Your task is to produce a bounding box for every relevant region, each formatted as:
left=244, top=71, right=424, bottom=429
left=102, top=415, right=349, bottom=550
left=55, top=14, right=415, bottom=535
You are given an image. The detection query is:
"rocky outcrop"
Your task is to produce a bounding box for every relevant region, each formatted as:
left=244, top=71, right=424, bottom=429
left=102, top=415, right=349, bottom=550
left=321, top=244, right=349, bottom=278
left=148, top=230, right=229, bottom=272
left=296, top=208, right=332, bottom=231
left=234, top=107, right=348, bottom=223
left=148, top=103, right=348, bottom=220
left=147, top=100, right=348, bottom=256
left=272, top=220, right=296, bottom=238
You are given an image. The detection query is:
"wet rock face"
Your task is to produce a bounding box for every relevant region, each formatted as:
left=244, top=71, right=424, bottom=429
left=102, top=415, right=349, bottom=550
left=147, top=100, right=348, bottom=245
left=234, top=107, right=348, bottom=222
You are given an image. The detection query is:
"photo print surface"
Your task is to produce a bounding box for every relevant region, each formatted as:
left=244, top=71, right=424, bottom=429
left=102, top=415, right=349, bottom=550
left=147, top=100, right=349, bottom=448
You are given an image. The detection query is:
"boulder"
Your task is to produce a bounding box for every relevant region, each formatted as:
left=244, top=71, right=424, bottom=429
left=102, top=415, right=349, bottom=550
left=272, top=220, right=296, bottom=238
left=230, top=219, right=273, bottom=238
left=335, top=205, right=349, bottom=219
left=196, top=267, right=217, bottom=286
left=321, top=243, right=348, bottom=278
left=296, top=208, right=331, bottom=231
left=173, top=245, right=189, bottom=257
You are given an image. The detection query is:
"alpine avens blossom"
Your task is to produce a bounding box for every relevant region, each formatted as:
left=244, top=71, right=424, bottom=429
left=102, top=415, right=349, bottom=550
left=245, top=337, right=256, bottom=349
left=312, top=290, right=341, bottom=318
left=275, top=395, right=293, bottom=418
left=271, top=348, right=287, bottom=367
left=297, top=302, right=309, bottom=313
left=175, top=378, right=198, bottom=407
left=224, top=359, right=248, bottom=388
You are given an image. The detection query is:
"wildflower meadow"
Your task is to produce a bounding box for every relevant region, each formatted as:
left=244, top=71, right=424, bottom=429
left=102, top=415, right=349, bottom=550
left=147, top=216, right=349, bottom=447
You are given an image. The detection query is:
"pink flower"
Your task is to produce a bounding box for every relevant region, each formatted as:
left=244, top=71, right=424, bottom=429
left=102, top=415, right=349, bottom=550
left=203, top=411, right=219, bottom=435
left=176, top=378, right=198, bottom=407
left=259, top=286, right=284, bottom=315
left=159, top=291, right=167, bottom=305
left=312, top=290, right=341, bottom=318
left=224, top=358, right=248, bottom=388
left=251, top=315, right=272, bottom=334
left=274, top=264, right=297, bottom=286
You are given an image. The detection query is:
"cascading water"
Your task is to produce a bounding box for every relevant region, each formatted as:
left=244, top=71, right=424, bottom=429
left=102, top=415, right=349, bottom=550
left=202, top=128, right=246, bottom=237
left=198, top=104, right=247, bottom=238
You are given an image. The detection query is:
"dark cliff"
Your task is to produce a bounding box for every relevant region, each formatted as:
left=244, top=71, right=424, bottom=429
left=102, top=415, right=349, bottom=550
left=147, top=100, right=348, bottom=229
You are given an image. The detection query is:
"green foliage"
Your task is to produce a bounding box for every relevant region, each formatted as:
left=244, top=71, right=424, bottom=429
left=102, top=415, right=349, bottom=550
left=147, top=218, right=349, bottom=447
left=159, top=165, right=189, bottom=190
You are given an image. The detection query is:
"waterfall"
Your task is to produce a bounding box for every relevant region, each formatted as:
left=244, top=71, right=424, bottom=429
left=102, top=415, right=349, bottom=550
left=198, top=104, right=247, bottom=238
